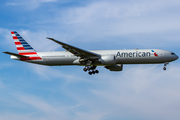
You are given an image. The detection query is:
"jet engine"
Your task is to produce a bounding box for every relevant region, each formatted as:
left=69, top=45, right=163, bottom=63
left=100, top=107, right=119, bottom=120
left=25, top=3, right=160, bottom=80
left=99, top=55, right=116, bottom=65
left=105, top=64, right=123, bottom=71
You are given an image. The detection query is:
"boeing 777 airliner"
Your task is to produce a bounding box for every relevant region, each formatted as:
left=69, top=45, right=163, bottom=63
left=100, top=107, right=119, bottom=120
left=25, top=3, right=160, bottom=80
left=3, top=31, right=178, bottom=75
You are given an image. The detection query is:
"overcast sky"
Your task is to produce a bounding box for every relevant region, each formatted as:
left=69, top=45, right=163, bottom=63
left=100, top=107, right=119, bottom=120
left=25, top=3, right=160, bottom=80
left=1, top=0, right=180, bottom=120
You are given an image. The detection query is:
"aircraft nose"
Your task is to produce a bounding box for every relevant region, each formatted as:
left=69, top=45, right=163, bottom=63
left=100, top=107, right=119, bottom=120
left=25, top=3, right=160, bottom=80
left=175, top=55, right=179, bottom=60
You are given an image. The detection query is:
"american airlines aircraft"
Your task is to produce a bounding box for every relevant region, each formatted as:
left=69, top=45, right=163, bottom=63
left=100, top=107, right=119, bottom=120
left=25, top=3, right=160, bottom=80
left=3, top=31, right=179, bottom=75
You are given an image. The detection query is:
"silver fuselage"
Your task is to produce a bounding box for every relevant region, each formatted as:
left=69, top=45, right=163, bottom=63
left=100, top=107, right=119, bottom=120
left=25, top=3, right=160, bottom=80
left=11, top=49, right=179, bottom=66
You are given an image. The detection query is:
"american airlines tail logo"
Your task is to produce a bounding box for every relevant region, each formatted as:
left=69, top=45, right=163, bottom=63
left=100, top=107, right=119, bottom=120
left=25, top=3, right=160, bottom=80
left=11, top=31, right=42, bottom=61
left=151, top=50, right=158, bottom=57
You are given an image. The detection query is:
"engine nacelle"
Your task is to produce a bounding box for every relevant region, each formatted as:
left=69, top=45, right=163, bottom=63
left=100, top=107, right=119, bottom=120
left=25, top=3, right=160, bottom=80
left=99, top=55, right=116, bottom=65
left=105, top=64, right=123, bottom=71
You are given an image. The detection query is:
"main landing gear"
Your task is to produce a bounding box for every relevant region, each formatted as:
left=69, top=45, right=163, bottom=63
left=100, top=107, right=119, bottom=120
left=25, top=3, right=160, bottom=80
left=83, top=66, right=99, bottom=75
left=163, top=62, right=169, bottom=70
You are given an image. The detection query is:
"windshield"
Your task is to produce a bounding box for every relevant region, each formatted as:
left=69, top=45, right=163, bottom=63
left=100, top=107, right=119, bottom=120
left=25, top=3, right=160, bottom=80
left=171, top=52, right=175, bottom=55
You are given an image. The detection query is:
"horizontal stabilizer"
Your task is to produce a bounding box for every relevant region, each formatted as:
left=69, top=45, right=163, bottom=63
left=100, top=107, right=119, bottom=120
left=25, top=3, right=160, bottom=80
left=3, top=51, right=28, bottom=58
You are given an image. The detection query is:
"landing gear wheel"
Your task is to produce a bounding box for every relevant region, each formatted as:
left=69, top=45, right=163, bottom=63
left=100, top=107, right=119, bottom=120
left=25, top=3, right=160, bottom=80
left=88, top=71, right=92, bottom=75
left=83, top=68, right=87, bottom=72
left=163, top=67, right=166, bottom=70
left=87, top=67, right=90, bottom=71
left=95, top=70, right=99, bottom=74
left=84, top=66, right=98, bottom=75
left=91, top=66, right=96, bottom=70
left=163, top=62, right=169, bottom=70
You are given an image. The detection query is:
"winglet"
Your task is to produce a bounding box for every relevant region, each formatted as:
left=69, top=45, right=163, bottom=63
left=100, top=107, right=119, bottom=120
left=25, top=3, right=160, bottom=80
left=46, top=37, right=54, bottom=40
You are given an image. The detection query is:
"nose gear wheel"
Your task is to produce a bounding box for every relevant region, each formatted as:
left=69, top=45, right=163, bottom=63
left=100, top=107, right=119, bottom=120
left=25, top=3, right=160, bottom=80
left=163, top=62, right=169, bottom=71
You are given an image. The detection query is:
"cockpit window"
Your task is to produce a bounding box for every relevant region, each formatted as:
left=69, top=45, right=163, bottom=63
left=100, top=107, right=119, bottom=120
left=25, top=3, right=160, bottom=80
left=171, top=52, right=175, bottom=55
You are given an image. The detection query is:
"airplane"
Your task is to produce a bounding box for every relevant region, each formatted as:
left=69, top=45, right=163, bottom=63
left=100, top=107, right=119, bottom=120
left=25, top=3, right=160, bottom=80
left=3, top=31, right=179, bottom=75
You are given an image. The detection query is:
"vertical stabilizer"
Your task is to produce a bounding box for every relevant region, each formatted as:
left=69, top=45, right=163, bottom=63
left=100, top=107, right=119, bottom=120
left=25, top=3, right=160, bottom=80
left=11, top=31, right=41, bottom=60
left=11, top=31, right=37, bottom=55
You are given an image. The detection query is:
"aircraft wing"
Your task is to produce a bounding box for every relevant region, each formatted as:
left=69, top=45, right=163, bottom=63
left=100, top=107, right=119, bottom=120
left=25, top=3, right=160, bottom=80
left=47, top=37, right=101, bottom=59
left=3, top=51, right=28, bottom=58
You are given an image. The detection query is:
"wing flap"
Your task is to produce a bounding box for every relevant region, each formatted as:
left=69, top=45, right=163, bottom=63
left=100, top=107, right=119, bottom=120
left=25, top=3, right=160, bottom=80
left=47, top=37, right=101, bottom=59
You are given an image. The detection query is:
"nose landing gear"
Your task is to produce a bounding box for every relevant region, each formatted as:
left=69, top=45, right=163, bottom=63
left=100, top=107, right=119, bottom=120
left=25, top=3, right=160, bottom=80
left=163, top=62, right=169, bottom=70
left=83, top=66, right=99, bottom=75
left=163, top=67, right=166, bottom=70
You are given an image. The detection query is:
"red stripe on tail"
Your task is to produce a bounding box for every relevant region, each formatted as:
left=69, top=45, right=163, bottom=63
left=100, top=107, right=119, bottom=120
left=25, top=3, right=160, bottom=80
left=15, top=42, right=22, bottom=45
left=19, top=52, right=37, bottom=55
left=17, top=47, right=25, bottom=50
left=13, top=36, right=18, bottom=39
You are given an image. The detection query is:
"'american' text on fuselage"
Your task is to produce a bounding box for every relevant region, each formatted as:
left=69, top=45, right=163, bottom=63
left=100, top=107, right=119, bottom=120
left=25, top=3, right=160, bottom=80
left=116, top=51, right=151, bottom=58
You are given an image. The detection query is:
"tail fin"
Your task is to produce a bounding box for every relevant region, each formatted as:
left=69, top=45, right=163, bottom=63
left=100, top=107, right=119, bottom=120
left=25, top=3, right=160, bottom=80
left=11, top=31, right=37, bottom=56
left=11, top=31, right=42, bottom=60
